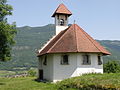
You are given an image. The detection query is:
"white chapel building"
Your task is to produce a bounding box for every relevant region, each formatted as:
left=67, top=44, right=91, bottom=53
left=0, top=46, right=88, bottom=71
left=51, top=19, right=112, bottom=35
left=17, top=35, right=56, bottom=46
left=37, top=4, right=110, bottom=82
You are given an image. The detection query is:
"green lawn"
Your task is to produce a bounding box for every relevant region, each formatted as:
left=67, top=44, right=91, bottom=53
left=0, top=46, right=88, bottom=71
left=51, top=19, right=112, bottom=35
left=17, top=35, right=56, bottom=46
left=0, top=74, right=120, bottom=90
left=0, top=71, right=16, bottom=77
left=0, top=77, right=57, bottom=90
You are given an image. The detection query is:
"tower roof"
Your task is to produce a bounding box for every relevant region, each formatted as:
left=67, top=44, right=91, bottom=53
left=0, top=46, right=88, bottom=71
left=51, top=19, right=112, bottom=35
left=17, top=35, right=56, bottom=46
left=52, top=3, right=72, bottom=17
left=38, top=24, right=110, bottom=56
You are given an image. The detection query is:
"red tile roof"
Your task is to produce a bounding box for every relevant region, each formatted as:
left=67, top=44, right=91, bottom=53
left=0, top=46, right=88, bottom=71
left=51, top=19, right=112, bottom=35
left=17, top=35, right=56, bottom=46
left=52, top=3, right=72, bottom=17
left=38, top=24, right=110, bottom=56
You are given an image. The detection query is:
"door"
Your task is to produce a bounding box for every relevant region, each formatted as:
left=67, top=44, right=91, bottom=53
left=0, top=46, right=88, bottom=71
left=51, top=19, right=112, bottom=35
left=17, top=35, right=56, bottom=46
left=39, top=69, right=43, bottom=80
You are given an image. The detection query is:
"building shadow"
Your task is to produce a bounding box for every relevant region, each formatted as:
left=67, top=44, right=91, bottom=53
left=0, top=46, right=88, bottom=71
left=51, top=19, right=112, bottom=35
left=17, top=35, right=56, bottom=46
left=34, top=78, right=49, bottom=83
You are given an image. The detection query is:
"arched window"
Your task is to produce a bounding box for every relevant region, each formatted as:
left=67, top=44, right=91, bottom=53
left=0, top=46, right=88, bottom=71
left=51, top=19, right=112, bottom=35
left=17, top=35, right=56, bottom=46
left=43, top=55, right=47, bottom=65
left=98, top=56, right=102, bottom=65
left=60, top=19, right=64, bottom=26
left=82, top=55, right=91, bottom=65
left=61, top=55, right=69, bottom=65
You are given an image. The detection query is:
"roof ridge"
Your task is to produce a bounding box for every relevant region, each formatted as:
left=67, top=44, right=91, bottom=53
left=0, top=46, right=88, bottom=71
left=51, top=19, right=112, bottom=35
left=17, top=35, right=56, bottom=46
left=38, top=35, right=56, bottom=53
left=47, top=26, right=70, bottom=53
left=79, top=27, right=103, bottom=53
left=74, top=24, right=78, bottom=52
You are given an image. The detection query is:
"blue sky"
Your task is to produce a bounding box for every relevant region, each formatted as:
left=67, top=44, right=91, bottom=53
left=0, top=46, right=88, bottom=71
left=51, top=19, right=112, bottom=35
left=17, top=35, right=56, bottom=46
left=8, top=0, right=120, bottom=40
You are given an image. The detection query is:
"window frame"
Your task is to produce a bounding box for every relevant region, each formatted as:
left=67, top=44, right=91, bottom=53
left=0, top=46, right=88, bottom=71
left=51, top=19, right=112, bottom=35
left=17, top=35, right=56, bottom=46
left=98, top=55, right=102, bottom=65
left=65, top=15, right=68, bottom=20
left=61, top=54, right=69, bottom=65
left=57, top=14, right=59, bottom=19
left=82, top=54, right=91, bottom=65
left=43, top=55, right=47, bottom=66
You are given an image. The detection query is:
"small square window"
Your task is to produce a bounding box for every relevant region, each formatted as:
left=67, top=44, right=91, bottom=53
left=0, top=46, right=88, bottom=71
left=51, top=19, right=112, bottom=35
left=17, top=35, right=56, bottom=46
left=43, top=55, right=47, bottom=65
left=98, top=56, right=102, bottom=65
left=82, top=55, right=91, bottom=65
left=61, top=55, right=69, bottom=65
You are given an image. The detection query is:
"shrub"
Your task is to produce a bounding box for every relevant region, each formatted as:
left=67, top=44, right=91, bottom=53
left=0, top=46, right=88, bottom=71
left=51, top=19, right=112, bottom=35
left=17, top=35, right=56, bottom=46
left=56, top=73, right=120, bottom=90
left=104, top=61, right=120, bottom=73
left=27, top=69, right=37, bottom=77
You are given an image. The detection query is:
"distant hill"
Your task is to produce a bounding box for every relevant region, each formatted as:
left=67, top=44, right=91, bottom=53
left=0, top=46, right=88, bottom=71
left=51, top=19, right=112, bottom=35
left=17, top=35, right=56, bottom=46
left=0, top=24, right=120, bottom=70
left=98, top=40, right=120, bottom=62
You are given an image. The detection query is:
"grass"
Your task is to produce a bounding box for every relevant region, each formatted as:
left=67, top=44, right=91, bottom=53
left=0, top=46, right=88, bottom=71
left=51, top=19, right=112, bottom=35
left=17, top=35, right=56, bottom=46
left=0, top=77, right=57, bottom=90
left=0, top=73, right=120, bottom=90
left=57, top=73, right=120, bottom=90
left=0, top=71, right=16, bottom=77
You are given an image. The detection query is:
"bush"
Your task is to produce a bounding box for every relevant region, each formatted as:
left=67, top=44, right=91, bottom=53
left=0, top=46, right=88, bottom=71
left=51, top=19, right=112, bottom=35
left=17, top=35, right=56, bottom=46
left=56, top=73, right=120, bottom=90
left=104, top=61, right=120, bottom=73
left=27, top=69, right=37, bottom=77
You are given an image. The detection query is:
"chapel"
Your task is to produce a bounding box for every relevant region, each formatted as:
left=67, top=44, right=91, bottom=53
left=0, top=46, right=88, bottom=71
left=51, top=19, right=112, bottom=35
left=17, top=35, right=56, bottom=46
left=37, top=4, right=110, bottom=82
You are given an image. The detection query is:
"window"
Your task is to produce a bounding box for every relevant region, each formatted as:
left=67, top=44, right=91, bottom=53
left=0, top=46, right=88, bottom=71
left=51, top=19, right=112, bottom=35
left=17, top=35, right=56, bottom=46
left=61, top=55, right=69, bottom=65
left=60, top=19, right=64, bottom=26
left=57, top=15, right=59, bottom=19
left=98, top=56, right=102, bottom=65
left=82, top=55, right=91, bottom=65
left=65, top=15, right=67, bottom=20
left=43, top=55, right=47, bottom=65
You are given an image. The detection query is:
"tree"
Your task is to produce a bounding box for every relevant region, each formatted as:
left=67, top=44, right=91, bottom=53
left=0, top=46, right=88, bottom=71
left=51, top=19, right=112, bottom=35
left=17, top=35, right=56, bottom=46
left=0, top=0, right=17, bottom=61
left=104, top=61, right=120, bottom=73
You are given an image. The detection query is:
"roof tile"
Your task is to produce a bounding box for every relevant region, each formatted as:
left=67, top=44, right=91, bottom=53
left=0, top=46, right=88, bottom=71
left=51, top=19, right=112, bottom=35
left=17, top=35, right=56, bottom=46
left=52, top=3, right=72, bottom=17
left=38, top=24, right=110, bottom=56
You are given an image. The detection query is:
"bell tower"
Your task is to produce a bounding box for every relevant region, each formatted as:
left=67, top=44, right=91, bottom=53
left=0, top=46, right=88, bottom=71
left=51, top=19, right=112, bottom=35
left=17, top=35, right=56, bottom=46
left=52, top=4, right=72, bottom=35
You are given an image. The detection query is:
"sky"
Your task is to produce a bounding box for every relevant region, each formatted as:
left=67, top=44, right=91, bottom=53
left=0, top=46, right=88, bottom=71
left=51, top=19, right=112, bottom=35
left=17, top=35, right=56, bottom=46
left=7, top=0, right=120, bottom=40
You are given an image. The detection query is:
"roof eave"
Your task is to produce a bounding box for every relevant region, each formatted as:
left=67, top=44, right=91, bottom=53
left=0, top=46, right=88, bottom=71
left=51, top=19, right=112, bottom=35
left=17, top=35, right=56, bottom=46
left=52, top=13, right=72, bottom=17
left=37, top=51, right=111, bottom=57
left=102, top=52, right=111, bottom=56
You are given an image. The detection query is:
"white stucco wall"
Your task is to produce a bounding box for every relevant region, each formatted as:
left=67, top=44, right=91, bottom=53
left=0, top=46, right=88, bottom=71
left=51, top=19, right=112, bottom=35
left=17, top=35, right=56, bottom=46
left=56, top=26, right=68, bottom=35
left=53, top=53, right=78, bottom=82
left=76, top=53, right=103, bottom=76
left=52, top=53, right=103, bottom=82
left=38, top=54, right=54, bottom=81
left=38, top=53, right=103, bottom=82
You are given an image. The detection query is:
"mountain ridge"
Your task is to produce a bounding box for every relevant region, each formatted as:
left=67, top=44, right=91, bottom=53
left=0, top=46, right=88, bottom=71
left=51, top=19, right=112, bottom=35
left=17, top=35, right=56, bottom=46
left=0, top=24, right=119, bottom=70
